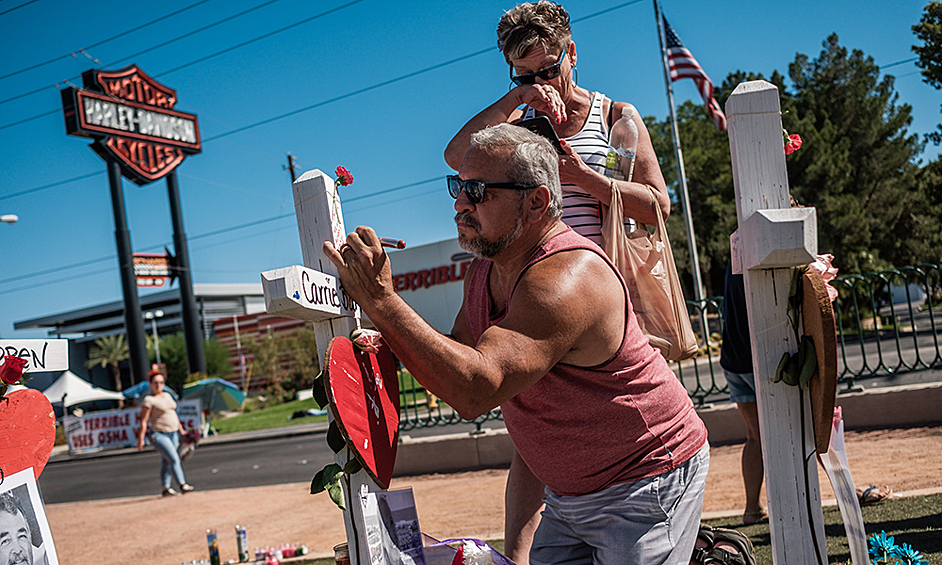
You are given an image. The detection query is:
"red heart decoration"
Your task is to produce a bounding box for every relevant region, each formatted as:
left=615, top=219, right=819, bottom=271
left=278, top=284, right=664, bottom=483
left=324, top=336, right=399, bottom=488
left=0, top=389, right=57, bottom=480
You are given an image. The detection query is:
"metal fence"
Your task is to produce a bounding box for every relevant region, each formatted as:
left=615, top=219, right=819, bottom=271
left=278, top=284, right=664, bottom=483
left=398, top=263, right=942, bottom=426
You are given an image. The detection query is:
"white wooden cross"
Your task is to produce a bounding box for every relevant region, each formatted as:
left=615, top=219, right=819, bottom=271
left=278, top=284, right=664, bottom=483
left=726, top=80, right=827, bottom=564
left=261, top=169, right=377, bottom=565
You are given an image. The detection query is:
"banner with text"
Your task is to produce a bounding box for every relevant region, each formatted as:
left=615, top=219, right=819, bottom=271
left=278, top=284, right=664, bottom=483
left=64, top=399, right=202, bottom=454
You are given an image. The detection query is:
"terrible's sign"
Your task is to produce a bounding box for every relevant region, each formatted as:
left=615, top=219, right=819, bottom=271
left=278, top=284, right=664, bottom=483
left=61, top=64, right=201, bottom=185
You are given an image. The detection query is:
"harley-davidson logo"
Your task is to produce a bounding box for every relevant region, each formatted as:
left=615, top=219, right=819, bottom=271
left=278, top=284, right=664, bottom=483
left=61, top=65, right=201, bottom=185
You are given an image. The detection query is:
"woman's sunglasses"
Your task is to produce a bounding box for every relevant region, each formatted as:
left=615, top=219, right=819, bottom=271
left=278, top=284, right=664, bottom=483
left=447, top=175, right=535, bottom=204
left=510, top=49, right=568, bottom=86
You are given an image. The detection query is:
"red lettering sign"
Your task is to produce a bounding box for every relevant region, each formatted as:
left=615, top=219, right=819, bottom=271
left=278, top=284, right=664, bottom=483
left=393, top=260, right=472, bottom=293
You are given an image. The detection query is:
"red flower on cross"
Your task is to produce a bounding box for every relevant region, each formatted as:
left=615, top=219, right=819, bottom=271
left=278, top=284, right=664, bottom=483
left=0, top=356, right=27, bottom=385
left=784, top=133, right=802, bottom=155
left=334, top=166, right=354, bottom=188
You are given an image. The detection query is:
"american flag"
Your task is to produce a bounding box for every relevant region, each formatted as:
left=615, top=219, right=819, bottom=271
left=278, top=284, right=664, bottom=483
left=663, top=15, right=727, bottom=130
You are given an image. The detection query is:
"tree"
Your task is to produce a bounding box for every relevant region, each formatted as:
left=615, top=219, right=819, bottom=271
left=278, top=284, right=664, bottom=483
left=204, top=337, right=234, bottom=379
left=646, top=71, right=784, bottom=297
left=157, top=332, right=190, bottom=394
left=153, top=333, right=235, bottom=393
left=280, top=327, right=320, bottom=396
left=913, top=0, right=942, bottom=144
left=85, top=334, right=128, bottom=391
left=244, top=330, right=286, bottom=402
left=649, top=35, right=934, bottom=288
left=786, top=34, right=926, bottom=273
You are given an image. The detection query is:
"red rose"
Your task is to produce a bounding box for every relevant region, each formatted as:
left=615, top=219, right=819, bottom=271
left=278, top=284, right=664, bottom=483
left=784, top=134, right=802, bottom=155
left=335, top=166, right=354, bottom=187
left=0, top=356, right=27, bottom=385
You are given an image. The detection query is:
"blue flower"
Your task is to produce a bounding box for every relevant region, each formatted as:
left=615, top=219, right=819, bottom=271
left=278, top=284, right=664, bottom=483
left=869, top=531, right=897, bottom=562
left=891, top=542, right=928, bottom=565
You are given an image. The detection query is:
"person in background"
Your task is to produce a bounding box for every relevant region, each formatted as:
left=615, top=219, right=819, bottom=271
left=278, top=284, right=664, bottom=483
left=444, top=0, right=669, bottom=245
left=137, top=368, right=194, bottom=497
left=719, top=263, right=767, bottom=526
left=328, top=124, right=708, bottom=565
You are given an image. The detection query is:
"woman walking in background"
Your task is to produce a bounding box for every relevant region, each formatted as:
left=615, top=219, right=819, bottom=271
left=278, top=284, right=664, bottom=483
left=137, top=368, right=194, bottom=497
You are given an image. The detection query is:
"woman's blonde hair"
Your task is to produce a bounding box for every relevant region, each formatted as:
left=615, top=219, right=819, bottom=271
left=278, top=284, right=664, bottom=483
left=497, top=1, right=571, bottom=64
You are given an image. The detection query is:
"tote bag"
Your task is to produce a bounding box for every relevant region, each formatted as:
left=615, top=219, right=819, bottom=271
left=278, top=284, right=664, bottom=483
left=601, top=183, right=699, bottom=361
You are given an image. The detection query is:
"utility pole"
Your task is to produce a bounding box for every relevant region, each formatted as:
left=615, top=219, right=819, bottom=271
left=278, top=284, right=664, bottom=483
left=285, top=153, right=298, bottom=182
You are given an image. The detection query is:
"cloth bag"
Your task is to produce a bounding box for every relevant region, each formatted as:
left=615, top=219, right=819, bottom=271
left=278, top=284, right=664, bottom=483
left=600, top=182, right=698, bottom=361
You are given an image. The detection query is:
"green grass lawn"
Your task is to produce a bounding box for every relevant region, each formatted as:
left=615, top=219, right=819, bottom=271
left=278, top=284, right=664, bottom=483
left=210, top=397, right=329, bottom=435
left=702, top=492, right=942, bottom=564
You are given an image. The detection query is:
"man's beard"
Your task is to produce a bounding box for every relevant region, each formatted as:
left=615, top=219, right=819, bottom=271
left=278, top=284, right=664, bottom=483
left=455, top=211, right=524, bottom=259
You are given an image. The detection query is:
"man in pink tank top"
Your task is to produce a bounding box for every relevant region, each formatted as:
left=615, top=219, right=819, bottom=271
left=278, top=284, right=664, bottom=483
left=325, top=124, right=708, bottom=565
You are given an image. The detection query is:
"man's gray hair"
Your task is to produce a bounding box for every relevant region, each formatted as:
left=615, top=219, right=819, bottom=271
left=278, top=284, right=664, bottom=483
left=469, top=123, right=562, bottom=218
left=497, top=1, right=571, bottom=64
left=0, top=492, right=23, bottom=519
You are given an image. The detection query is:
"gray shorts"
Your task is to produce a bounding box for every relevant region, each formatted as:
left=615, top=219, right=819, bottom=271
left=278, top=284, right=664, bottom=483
left=724, top=369, right=757, bottom=403
left=530, top=443, right=710, bottom=565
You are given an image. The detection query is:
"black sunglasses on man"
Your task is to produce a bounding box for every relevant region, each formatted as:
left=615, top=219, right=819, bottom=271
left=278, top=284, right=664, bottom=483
left=447, top=175, right=536, bottom=204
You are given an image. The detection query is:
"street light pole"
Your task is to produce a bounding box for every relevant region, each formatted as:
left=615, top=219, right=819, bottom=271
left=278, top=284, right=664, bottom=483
left=144, top=310, right=165, bottom=365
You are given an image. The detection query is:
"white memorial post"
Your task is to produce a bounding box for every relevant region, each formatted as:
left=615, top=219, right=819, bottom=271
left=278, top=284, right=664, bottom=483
left=261, top=169, right=377, bottom=565
left=726, top=81, right=827, bottom=564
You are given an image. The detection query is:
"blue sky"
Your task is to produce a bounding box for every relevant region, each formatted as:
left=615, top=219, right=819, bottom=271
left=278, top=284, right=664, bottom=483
left=1, top=0, right=938, bottom=340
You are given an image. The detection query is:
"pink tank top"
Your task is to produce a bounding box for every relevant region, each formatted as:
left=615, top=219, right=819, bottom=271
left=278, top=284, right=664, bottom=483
left=465, top=228, right=707, bottom=495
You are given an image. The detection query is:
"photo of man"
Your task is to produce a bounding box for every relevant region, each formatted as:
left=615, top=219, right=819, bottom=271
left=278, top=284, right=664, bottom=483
left=0, top=471, right=57, bottom=565
left=0, top=488, right=43, bottom=565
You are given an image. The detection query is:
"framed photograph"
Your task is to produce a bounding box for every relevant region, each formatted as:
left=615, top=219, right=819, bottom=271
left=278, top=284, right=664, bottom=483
left=0, top=468, right=58, bottom=565
left=361, top=488, right=426, bottom=565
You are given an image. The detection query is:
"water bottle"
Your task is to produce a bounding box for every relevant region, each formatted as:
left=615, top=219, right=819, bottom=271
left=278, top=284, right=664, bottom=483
left=605, top=105, right=639, bottom=182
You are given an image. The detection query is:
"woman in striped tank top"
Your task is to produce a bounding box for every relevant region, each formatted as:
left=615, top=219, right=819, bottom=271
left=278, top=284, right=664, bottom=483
left=444, top=1, right=669, bottom=246
left=444, top=4, right=674, bottom=563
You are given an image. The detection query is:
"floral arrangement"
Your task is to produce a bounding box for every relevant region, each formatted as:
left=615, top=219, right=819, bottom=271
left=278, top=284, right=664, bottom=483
left=0, top=356, right=26, bottom=385
left=0, top=356, right=27, bottom=397
left=334, top=165, right=354, bottom=189
left=351, top=328, right=383, bottom=353
left=784, top=129, right=802, bottom=155
left=181, top=427, right=202, bottom=446
left=331, top=166, right=354, bottom=247
left=868, top=531, right=928, bottom=565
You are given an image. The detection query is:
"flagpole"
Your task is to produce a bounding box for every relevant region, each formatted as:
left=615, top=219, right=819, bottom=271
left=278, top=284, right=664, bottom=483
left=654, top=0, right=706, bottom=305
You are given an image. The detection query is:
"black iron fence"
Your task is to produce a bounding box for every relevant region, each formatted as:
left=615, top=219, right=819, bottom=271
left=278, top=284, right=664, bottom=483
left=399, top=263, right=942, bottom=425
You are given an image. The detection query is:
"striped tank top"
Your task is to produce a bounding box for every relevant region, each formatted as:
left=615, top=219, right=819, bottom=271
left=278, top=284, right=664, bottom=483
left=524, top=91, right=634, bottom=245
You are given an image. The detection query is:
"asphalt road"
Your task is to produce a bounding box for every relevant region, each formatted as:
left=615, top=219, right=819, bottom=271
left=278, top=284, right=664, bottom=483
left=38, top=421, right=487, bottom=504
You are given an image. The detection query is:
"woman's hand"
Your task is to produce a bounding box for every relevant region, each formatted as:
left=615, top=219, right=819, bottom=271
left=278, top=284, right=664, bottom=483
left=556, top=138, right=597, bottom=186
left=513, top=84, right=567, bottom=124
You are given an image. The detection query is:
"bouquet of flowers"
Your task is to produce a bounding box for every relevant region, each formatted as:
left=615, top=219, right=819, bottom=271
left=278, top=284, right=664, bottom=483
left=869, top=531, right=928, bottom=565
left=178, top=427, right=202, bottom=463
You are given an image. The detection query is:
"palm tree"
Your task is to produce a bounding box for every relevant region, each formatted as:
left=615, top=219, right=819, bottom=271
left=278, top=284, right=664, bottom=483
left=85, top=334, right=129, bottom=391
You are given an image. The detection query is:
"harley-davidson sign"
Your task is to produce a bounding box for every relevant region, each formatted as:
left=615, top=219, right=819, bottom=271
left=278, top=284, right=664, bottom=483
left=61, top=65, right=201, bottom=185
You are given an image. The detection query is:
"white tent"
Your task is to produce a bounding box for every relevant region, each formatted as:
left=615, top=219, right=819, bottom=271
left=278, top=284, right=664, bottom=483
left=42, top=370, right=124, bottom=408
